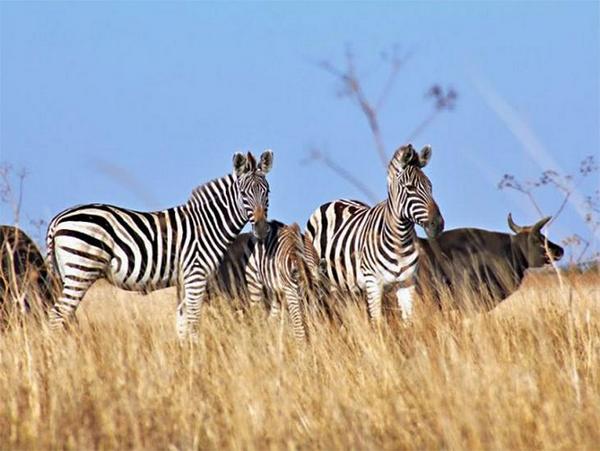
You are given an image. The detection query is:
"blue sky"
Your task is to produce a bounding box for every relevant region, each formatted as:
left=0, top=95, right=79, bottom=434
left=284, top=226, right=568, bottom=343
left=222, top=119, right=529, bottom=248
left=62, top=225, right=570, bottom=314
left=1, top=2, right=598, bottom=258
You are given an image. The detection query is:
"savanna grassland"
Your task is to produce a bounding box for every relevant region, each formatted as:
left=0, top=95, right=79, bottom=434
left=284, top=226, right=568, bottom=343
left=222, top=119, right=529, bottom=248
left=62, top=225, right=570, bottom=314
left=1, top=272, right=599, bottom=450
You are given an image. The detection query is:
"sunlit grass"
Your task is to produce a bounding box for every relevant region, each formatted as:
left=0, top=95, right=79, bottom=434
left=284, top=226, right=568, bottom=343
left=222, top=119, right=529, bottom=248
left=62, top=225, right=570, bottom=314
left=1, top=273, right=599, bottom=450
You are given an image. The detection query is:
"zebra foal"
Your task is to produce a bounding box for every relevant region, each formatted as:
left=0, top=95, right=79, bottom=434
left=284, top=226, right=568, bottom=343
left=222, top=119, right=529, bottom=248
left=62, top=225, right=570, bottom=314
left=46, top=150, right=273, bottom=339
left=207, top=221, right=324, bottom=341
left=305, top=144, right=444, bottom=322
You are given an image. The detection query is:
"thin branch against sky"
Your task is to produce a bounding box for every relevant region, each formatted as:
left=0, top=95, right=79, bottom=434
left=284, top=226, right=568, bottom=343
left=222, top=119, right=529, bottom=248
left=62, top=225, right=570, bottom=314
left=302, top=148, right=378, bottom=203
left=471, top=72, right=598, bottom=238
left=91, top=159, right=159, bottom=210
left=319, top=48, right=389, bottom=169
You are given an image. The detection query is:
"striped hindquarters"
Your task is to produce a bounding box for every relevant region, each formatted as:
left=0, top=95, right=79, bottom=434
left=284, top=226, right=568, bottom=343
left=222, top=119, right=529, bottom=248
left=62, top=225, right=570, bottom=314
left=305, top=199, right=372, bottom=291
left=47, top=203, right=185, bottom=294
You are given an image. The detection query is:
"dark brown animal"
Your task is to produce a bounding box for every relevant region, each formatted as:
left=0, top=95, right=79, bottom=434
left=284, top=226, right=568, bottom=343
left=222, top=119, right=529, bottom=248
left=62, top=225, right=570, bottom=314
left=0, top=225, right=57, bottom=323
left=416, top=214, right=564, bottom=311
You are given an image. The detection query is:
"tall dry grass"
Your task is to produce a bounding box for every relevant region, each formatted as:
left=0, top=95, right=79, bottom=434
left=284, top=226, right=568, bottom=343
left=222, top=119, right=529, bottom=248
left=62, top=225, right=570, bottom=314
left=0, top=273, right=599, bottom=450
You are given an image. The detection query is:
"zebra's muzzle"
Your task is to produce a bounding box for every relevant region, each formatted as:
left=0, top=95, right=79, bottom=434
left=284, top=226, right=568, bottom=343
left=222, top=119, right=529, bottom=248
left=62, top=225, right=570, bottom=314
left=253, top=220, right=270, bottom=241
left=252, top=206, right=269, bottom=240
left=424, top=207, right=444, bottom=238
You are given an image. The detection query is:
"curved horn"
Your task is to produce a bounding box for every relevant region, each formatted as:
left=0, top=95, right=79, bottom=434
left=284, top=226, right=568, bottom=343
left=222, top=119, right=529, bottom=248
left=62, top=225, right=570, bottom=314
left=507, top=213, right=524, bottom=234
left=532, top=216, right=552, bottom=234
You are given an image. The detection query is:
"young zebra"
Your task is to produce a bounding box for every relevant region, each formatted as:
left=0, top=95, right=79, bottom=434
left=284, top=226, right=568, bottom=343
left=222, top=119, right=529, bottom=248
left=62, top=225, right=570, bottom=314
left=305, top=144, right=444, bottom=322
left=206, top=221, right=324, bottom=341
left=46, top=150, right=273, bottom=339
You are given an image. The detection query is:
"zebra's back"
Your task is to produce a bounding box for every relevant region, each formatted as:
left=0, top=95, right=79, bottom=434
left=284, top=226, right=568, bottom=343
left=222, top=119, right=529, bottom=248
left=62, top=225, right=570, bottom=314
left=47, top=203, right=186, bottom=293
left=305, top=199, right=376, bottom=291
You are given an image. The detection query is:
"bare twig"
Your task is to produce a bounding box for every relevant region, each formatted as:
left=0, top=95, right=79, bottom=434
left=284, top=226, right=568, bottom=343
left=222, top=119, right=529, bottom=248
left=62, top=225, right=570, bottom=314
left=498, top=174, right=545, bottom=217
left=405, top=109, right=439, bottom=144
left=16, top=168, right=27, bottom=224
left=319, top=48, right=388, bottom=169
left=501, top=155, right=600, bottom=264
left=550, top=191, right=572, bottom=225
left=406, top=86, right=458, bottom=142
left=303, top=148, right=378, bottom=204
left=0, top=163, right=28, bottom=224
left=28, top=218, right=48, bottom=248
left=375, top=45, right=415, bottom=110
left=310, top=47, right=457, bottom=206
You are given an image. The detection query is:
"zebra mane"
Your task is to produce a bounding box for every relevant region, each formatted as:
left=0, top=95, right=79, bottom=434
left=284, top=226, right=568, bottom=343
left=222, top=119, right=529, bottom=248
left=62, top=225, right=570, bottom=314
left=188, top=174, right=236, bottom=206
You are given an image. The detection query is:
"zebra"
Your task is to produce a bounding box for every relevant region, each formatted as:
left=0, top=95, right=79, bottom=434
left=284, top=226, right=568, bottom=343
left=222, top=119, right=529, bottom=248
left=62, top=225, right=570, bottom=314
left=206, top=220, right=325, bottom=341
left=305, top=144, right=444, bottom=322
left=46, top=150, right=273, bottom=339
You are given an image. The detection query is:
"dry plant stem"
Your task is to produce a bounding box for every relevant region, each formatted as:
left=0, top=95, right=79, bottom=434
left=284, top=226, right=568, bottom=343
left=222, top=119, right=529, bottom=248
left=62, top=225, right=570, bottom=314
left=550, top=191, right=571, bottom=226
left=314, top=151, right=378, bottom=203
left=375, top=49, right=414, bottom=110
left=405, top=109, right=440, bottom=144
left=500, top=156, right=599, bottom=264
left=525, top=191, right=545, bottom=217
left=319, top=49, right=389, bottom=169
left=1, top=165, right=28, bottom=227
left=312, top=48, right=454, bottom=203
left=544, top=238, right=564, bottom=291
left=343, top=53, right=387, bottom=169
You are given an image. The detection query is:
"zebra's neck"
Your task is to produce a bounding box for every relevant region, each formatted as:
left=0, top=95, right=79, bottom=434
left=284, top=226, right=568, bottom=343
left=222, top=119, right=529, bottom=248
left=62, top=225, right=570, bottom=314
left=381, top=197, right=417, bottom=257
left=187, top=174, right=248, bottom=240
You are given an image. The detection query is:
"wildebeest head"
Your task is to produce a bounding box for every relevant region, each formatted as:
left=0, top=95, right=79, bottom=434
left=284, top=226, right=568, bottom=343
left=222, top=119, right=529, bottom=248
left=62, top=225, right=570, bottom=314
left=507, top=213, right=564, bottom=267
left=387, top=144, right=444, bottom=238
left=233, top=150, right=273, bottom=241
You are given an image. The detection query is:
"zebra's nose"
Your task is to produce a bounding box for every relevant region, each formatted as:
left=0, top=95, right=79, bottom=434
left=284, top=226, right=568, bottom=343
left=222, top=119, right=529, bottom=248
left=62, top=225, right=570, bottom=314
left=425, top=205, right=444, bottom=238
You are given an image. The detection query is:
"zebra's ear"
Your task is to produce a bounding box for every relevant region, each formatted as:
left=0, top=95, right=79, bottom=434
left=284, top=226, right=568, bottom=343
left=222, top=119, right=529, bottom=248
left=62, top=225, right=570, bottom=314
left=394, top=144, right=416, bottom=169
left=245, top=152, right=257, bottom=172
left=233, top=152, right=248, bottom=178
left=259, top=149, right=273, bottom=174
left=418, top=145, right=432, bottom=168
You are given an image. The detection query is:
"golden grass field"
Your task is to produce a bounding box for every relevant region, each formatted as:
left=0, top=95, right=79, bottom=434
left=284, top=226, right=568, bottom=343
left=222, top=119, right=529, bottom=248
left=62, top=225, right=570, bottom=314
left=1, top=271, right=599, bottom=450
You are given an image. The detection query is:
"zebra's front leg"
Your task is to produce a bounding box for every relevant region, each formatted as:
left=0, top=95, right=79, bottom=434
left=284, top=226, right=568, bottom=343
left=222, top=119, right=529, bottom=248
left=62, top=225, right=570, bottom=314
left=176, top=281, right=187, bottom=339
left=364, top=276, right=384, bottom=322
left=178, top=270, right=206, bottom=341
left=396, top=283, right=416, bottom=322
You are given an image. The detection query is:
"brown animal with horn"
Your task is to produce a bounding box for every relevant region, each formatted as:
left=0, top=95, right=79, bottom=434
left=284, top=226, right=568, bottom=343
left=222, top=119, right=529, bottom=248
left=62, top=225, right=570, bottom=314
left=1, top=225, right=58, bottom=325
left=416, top=214, right=564, bottom=311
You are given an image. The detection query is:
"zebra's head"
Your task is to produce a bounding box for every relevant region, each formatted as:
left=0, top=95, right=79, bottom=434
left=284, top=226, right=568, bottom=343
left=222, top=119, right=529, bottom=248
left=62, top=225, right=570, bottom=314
left=387, top=144, right=444, bottom=238
left=233, top=150, right=273, bottom=241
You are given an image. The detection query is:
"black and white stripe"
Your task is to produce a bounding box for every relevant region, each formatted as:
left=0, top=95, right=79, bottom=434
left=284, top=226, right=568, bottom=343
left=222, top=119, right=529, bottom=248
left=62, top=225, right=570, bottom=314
left=207, top=220, right=323, bottom=341
left=305, top=144, right=444, bottom=321
left=46, top=150, right=273, bottom=338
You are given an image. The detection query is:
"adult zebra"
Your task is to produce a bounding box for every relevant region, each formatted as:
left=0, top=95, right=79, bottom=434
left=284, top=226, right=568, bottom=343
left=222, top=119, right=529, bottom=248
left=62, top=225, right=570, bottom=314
left=305, top=144, right=444, bottom=321
left=206, top=220, right=325, bottom=341
left=46, top=150, right=273, bottom=339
